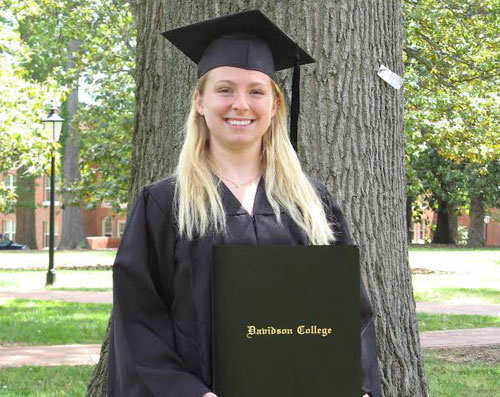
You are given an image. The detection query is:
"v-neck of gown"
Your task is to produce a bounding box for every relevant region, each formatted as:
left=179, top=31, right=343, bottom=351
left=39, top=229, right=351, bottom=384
left=216, top=175, right=275, bottom=217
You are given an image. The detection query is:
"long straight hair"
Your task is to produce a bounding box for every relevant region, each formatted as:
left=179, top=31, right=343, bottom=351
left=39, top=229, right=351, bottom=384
left=173, top=71, right=335, bottom=244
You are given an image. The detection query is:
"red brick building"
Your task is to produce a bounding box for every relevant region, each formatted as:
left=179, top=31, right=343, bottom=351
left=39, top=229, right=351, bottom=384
left=0, top=170, right=126, bottom=249
left=2, top=170, right=499, bottom=248
left=410, top=204, right=500, bottom=246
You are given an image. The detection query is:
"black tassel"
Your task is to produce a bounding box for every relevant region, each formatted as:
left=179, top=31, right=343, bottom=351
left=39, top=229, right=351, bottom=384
left=290, top=50, right=300, bottom=152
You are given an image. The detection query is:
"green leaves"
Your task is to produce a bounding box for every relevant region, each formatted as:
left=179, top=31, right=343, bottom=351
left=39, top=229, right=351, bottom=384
left=1, top=0, right=135, bottom=212
left=0, top=20, right=58, bottom=180
left=404, top=0, right=500, bottom=211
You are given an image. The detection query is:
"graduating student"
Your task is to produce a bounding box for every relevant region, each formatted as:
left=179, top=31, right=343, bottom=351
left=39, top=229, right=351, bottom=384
left=107, top=10, right=382, bottom=397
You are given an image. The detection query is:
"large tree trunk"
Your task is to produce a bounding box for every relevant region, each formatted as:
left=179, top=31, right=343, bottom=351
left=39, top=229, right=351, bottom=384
left=15, top=167, right=37, bottom=249
left=58, top=39, right=89, bottom=250
left=467, top=195, right=485, bottom=247
left=87, top=1, right=428, bottom=396
left=432, top=200, right=457, bottom=244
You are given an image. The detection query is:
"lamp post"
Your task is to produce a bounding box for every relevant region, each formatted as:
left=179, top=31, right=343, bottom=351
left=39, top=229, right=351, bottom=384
left=42, top=101, right=63, bottom=286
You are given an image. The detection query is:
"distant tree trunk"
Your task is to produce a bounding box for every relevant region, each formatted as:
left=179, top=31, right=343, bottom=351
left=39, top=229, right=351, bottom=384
left=447, top=202, right=458, bottom=244
left=87, top=1, right=429, bottom=396
left=58, top=39, right=89, bottom=250
left=467, top=195, right=484, bottom=247
left=407, top=194, right=414, bottom=243
left=15, top=167, right=37, bottom=248
left=432, top=200, right=458, bottom=244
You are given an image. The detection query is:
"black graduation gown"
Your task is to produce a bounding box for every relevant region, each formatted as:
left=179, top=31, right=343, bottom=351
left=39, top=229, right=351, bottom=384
left=107, top=175, right=382, bottom=397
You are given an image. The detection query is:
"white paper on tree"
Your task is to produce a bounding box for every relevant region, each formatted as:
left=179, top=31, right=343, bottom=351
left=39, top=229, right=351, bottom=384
left=377, top=65, right=404, bottom=90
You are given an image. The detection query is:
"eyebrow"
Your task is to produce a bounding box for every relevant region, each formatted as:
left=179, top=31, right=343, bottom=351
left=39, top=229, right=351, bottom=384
left=214, top=80, right=267, bottom=86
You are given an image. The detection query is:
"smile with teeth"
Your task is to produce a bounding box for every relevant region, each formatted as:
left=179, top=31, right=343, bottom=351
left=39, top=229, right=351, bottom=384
left=226, top=118, right=253, bottom=126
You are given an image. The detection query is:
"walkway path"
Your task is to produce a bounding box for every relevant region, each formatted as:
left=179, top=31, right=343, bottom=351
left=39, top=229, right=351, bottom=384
left=420, top=327, right=500, bottom=349
left=1, top=289, right=500, bottom=368
left=1, top=328, right=499, bottom=368
left=0, top=344, right=100, bottom=368
left=0, top=289, right=111, bottom=304
left=2, top=289, right=500, bottom=316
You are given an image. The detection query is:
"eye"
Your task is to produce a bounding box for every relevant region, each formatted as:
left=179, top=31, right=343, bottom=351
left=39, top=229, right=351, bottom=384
left=251, top=89, right=265, bottom=95
left=217, top=87, right=232, bottom=94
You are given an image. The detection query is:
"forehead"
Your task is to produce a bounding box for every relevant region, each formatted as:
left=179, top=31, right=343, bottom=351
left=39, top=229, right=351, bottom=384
left=206, top=66, right=272, bottom=85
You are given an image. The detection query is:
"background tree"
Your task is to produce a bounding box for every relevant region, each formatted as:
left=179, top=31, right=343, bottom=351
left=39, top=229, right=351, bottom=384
left=3, top=0, right=135, bottom=244
left=87, top=1, right=428, bottom=396
left=404, top=0, right=500, bottom=245
left=0, top=13, right=57, bottom=232
left=58, top=38, right=90, bottom=249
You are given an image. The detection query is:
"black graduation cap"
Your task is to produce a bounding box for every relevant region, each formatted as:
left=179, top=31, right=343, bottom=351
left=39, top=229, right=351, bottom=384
left=161, top=9, right=315, bottom=152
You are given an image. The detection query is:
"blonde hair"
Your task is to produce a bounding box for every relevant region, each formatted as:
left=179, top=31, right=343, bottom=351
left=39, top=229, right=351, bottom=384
left=173, top=71, right=336, bottom=244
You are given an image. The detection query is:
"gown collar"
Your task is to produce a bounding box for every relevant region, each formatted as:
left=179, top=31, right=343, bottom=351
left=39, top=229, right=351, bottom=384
left=215, top=175, right=275, bottom=216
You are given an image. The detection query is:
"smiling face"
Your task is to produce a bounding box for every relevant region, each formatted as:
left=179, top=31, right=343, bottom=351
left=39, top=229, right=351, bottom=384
left=195, top=66, right=278, bottom=152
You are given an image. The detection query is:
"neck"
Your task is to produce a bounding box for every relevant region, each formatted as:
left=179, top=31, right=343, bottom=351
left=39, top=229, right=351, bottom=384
left=209, top=141, right=262, bottom=181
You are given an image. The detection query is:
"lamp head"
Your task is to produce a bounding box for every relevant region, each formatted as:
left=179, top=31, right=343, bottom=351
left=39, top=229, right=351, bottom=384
left=42, top=101, right=64, bottom=142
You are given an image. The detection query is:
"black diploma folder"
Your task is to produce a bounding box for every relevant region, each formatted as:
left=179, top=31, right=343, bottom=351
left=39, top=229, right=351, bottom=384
left=211, top=245, right=361, bottom=397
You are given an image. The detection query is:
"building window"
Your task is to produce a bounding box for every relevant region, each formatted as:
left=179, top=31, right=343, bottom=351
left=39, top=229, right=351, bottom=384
left=3, top=174, right=16, bottom=192
left=3, top=220, right=16, bottom=241
left=420, top=220, right=425, bottom=242
left=44, top=176, right=50, bottom=202
left=43, top=221, right=59, bottom=248
left=43, top=175, right=60, bottom=204
left=118, top=221, right=126, bottom=237
left=410, top=222, right=415, bottom=244
left=102, top=216, right=112, bottom=237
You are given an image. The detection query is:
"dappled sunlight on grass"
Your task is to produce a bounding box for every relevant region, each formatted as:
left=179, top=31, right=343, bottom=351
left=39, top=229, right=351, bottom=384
left=0, top=270, right=112, bottom=290
left=417, top=312, right=500, bottom=331
left=0, top=299, right=111, bottom=345
left=425, top=350, right=500, bottom=397
left=0, top=365, right=94, bottom=396
left=412, top=273, right=500, bottom=294
left=0, top=250, right=116, bottom=270
left=414, top=288, right=500, bottom=305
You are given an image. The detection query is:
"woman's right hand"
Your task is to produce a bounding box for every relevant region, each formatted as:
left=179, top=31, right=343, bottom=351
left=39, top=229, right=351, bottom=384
left=202, top=393, right=218, bottom=397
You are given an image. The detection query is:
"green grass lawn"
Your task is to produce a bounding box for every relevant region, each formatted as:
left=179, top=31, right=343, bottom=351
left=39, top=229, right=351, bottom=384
left=0, top=352, right=498, bottom=396
left=414, top=287, right=500, bottom=304
left=49, top=287, right=112, bottom=292
left=425, top=349, right=500, bottom=397
left=0, top=270, right=112, bottom=290
left=0, top=365, right=94, bottom=396
left=0, top=299, right=111, bottom=345
left=417, top=312, right=500, bottom=331
left=0, top=250, right=116, bottom=270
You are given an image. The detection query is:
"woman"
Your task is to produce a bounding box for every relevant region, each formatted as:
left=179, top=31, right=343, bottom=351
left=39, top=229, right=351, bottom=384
left=107, top=10, right=382, bottom=397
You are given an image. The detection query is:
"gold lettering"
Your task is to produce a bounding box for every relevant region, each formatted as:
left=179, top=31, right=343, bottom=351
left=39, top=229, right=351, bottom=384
left=247, top=325, right=256, bottom=339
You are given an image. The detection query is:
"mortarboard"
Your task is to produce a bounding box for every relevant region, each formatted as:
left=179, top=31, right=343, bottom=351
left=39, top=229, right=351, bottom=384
left=161, top=9, right=315, bottom=152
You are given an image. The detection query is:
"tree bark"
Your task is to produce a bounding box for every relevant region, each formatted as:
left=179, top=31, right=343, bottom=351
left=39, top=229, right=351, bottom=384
left=58, top=39, right=89, bottom=250
left=467, top=195, right=484, bottom=247
left=14, top=167, right=37, bottom=248
left=87, top=1, right=429, bottom=396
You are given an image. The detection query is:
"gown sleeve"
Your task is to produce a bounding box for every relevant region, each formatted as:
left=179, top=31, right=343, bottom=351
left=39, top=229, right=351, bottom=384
left=320, top=187, right=383, bottom=397
left=107, top=187, right=211, bottom=397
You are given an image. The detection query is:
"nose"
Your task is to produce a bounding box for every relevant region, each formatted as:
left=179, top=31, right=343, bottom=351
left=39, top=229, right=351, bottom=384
left=232, top=91, right=250, bottom=112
